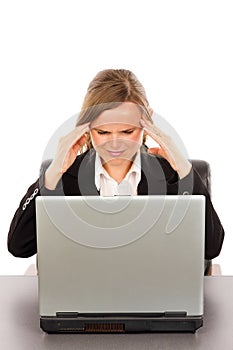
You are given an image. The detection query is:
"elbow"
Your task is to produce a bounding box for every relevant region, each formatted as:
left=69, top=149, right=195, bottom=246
left=205, top=227, right=225, bottom=260
left=7, top=237, right=37, bottom=258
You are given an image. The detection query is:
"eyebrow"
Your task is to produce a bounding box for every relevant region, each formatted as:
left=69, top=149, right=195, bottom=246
left=93, top=127, right=136, bottom=132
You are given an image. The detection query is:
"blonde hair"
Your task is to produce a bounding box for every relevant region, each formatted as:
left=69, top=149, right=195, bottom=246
left=76, top=69, right=152, bottom=152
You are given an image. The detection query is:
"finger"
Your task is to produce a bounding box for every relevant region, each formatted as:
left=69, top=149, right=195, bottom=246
left=67, top=123, right=90, bottom=147
left=140, top=111, right=153, bottom=122
left=76, top=134, right=87, bottom=147
left=148, top=147, right=161, bottom=155
left=76, top=122, right=90, bottom=129
left=140, top=118, right=151, bottom=128
left=140, top=118, right=159, bottom=134
left=60, top=130, right=88, bottom=169
left=68, top=134, right=87, bottom=157
left=74, top=123, right=90, bottom=136
left=148, top=147, right=168, bottom=160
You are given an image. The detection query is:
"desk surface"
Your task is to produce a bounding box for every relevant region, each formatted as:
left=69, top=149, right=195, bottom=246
left=0, top=276, right=233, bottom=350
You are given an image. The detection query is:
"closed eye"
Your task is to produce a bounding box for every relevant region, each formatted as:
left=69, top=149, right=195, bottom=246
left=121, top=129, right=134, bottom=134
left=97, top=130, right=110, bottom=135
left=95, top=128, right=136, bottom=135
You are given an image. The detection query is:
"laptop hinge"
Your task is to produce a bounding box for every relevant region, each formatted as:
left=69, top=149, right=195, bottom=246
left=164, top=311, right=187, bottom=317
left=56, top=312, right=79, bottom=318
left=55, top=312, right=187, bottom=318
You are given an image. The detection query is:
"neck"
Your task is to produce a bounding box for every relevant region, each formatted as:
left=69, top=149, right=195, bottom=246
left=103, top=160, right=132, bottom=183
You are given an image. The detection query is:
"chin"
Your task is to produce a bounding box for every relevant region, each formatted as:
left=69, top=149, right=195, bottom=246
left=99, top=150, right=137, bottom=165
left=103, top=157, right=126, bottom=166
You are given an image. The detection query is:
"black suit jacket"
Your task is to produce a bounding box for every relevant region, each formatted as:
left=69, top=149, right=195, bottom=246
left=8, top=147, right=224, bottom=259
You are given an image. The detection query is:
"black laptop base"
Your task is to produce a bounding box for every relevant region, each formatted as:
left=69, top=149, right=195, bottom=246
left=40, top=313, right=203, bottom=334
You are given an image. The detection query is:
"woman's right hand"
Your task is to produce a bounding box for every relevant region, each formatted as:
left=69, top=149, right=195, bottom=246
left=44, top=123, right=90, bottom=190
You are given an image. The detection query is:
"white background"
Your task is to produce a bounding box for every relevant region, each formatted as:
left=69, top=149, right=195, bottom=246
left=0, top=1, right=232, bottom=275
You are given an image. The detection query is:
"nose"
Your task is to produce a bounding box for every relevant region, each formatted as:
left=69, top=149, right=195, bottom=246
left=108, top=134, right=122, bottom=150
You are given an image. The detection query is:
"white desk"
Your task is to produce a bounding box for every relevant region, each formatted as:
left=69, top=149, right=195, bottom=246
left=0, top=276, right=233, bottom=349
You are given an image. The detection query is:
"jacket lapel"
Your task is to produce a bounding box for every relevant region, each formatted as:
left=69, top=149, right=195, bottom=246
left=63, top=146, right=167, bottom=196
left=63, top=149, right=99, bottom=196
left=138, top=147, right=167, bottom=195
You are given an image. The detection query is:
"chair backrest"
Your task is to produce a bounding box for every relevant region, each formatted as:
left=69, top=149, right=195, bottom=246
left=190, top=159, right=212, bottom=275
left=190, top=160, right=211, bottom=196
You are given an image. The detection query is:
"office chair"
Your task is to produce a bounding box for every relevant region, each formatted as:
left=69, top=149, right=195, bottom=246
left=190, top=159, right=221, bottom=276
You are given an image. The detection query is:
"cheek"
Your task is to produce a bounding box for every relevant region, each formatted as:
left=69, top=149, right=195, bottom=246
left=130, top=130, right=143, bottom=145
left=90, top=133, right=102, bottom=148
left=123, top=133, right=143, bottom=152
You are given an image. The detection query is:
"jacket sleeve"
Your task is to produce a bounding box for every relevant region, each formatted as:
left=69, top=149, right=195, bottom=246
left=191, top=168, right=224, bottom=260
left=165, top=163, right=224, bottom=260
left=7, top=160, right=59, bottom=258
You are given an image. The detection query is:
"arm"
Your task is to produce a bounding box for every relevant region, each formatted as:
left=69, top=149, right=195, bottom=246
left=190, top=167, right=224, bottom=260
left=7, top=161, right=55, bottom=257
left=141, top=116, right=224, bottom=259
left=160, top=157, right=224, bottom=260
left=7, top=123, right=90, bottom=258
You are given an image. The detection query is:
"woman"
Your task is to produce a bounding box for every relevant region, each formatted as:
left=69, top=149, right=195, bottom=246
left=8, top=69, right=224, bottom=264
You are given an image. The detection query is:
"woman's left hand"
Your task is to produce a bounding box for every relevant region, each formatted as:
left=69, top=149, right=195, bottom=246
left=140, top=118, right=192, bottom=179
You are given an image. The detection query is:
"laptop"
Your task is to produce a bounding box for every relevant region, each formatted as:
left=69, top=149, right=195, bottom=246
left=36, top=195, right=205, bottom=333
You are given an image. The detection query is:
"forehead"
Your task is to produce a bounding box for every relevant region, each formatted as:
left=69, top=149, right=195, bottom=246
left=90, top=102, right=142, bottom=128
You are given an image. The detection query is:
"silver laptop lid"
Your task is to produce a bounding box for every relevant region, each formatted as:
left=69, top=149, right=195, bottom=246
left=36, top=195, right=205, bottom=317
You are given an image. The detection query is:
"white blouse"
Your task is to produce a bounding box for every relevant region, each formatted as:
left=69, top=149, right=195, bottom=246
left=94, top=151, right=141, bottom=196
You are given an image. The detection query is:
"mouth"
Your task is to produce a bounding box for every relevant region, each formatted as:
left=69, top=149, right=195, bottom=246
left=107, top=150, right=125, bottom=157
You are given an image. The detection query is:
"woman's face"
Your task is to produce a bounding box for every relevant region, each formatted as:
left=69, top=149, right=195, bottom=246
left=90, top=102, right=144, bottom=168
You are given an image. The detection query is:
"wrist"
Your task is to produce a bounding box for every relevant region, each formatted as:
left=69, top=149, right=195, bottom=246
left=177, top=160, right=192, bottom=179
left=44, top=164, right=63, bottom=190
